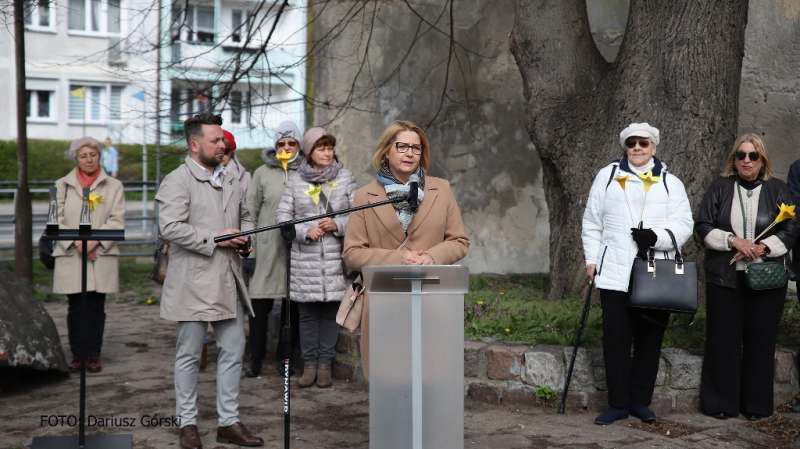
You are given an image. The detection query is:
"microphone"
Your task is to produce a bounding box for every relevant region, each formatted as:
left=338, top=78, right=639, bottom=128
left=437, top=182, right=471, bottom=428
left=407, top=174, right=419, bottom=212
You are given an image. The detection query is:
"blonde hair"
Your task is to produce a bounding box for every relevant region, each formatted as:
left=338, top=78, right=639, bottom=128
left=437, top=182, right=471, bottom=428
left=722, top=133, right=773, bottom=180
left=371, top=120, right=431, bottom=172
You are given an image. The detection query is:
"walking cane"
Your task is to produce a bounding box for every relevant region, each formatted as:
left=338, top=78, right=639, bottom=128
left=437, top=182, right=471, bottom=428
left=557, top=277, right=595, bottom=414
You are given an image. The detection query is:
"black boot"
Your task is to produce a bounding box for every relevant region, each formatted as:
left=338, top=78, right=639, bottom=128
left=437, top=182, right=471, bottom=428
left=245, top=362, right=261, bottom=378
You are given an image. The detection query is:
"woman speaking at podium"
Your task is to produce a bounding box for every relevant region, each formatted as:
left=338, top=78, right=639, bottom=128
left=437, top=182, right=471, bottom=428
left=342, top=120, right=469, bottom=379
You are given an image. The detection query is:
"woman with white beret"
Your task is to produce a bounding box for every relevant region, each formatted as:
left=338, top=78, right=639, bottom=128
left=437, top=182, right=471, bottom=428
left=581, top=123, right=693, bottom=425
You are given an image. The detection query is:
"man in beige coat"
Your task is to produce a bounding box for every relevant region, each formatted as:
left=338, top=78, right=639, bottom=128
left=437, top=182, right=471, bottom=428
left=156, top=113, right=263, bottom=449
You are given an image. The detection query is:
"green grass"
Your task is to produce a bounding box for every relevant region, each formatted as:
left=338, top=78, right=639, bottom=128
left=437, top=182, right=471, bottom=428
left=465, top=273, right=800, bottom=351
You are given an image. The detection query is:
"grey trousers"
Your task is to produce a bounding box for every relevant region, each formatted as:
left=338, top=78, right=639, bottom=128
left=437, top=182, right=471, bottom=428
left=175, top=300, right=245, bottom=428
left=297, top=301, right=340, bottom=366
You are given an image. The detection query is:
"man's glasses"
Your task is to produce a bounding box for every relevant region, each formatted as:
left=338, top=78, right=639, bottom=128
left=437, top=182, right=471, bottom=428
left=735, top=151, right=760, bottom=161
left=624, top=139, right=651, bottom=149
left=277, top=141, right=298, bottom=148
left=395, top=142, right=423, bottom=155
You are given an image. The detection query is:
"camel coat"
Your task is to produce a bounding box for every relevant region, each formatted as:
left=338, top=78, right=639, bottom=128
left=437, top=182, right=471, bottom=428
left=342, top=177, right=470, bottom=378
left=52, top=168, right=125, bottom=294
left=156, top=157, right=255, bottom=322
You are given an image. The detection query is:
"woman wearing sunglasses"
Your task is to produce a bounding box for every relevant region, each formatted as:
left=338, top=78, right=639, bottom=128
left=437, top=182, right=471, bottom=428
left=696, top=133, right=799, bottom=421
left=245, top=121, right=304, bottom=378
left=582, top=122, right=693, bottom=425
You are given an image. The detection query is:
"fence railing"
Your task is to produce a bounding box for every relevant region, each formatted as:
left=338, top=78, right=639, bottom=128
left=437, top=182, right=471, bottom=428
left=0, top=180, right=160, bottom=261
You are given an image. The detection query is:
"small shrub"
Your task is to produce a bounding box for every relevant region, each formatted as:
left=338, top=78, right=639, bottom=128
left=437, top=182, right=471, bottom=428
left=534, top=385, right=557, bottom=401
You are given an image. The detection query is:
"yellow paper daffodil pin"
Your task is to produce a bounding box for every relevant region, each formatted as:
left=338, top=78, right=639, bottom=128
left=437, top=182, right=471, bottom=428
left=304, top=184, right=323, bottom=205
left=614, top=175, right=632, bottom=191
left=85, top=192, right=103, bottom=211
left=325, top=180, right=338, bottom=196
left=276, top=149, right=293, bottom=170
left=638, top=170, right=660, bottom=194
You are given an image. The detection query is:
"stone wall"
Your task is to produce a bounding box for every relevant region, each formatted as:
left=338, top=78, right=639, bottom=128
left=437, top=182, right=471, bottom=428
left=332, top=329, right=800, bottom=414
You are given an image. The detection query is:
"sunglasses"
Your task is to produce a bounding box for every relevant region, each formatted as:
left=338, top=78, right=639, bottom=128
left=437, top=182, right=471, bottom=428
left=735, top=151, right=760, bottom=161
left=277, top=141, right=298, bottom=148
left=224, top=148, right=232, bottom=155
left=624, top=139, right=651, bottom=149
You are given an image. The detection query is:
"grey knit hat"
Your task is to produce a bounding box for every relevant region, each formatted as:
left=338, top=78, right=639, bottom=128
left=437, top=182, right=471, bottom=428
left=274, top=121, right=302, bottom=149
left=68, top=136, right=103, bottom=161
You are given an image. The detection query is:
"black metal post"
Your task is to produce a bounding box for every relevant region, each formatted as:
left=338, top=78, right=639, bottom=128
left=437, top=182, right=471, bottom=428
left=279, top=224, right=296, bottom=449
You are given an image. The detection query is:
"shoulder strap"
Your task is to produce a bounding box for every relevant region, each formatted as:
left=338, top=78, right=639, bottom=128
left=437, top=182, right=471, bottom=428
left=662, top=172, right=669, bottom=195
left=605, top=164, right=619, bottom=190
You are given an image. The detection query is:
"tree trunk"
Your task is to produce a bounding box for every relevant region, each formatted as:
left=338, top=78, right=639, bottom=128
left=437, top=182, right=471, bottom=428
left=14, top=0, right=32, bottom=286
left=510, top=0, right=748, bottom=299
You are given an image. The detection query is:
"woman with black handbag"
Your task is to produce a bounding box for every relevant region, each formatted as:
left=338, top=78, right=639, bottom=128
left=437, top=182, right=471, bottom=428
left=695, top=133, right=799, bottom=421
left=582, top=123, right=694, bottom=425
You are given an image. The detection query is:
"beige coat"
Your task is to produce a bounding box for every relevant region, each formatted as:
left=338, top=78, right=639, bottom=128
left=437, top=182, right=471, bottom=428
left=156, top=157, right=255, bottom=322
left=342, top=177, right=470, bottom=378
left=52, top=168, right=125, bottom=295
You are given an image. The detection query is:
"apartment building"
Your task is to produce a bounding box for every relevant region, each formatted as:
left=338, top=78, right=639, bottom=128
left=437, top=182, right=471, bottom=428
left=0, top=0, right=306, bottom=148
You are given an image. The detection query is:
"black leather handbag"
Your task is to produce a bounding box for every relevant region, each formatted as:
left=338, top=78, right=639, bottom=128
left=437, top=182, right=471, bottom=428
left=629, top=229, right=698, bottom=315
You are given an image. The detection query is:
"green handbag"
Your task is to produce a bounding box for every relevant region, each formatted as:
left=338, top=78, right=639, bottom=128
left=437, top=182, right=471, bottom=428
left=745, top=260, right=787, bottom=290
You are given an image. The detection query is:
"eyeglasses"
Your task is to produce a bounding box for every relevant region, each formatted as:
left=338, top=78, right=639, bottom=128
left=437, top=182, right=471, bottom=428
left=395, top=142, right=423, bottom=155
left=624, top=139, right=651, bottom=149
left=735, top=151, right=760, bottom=161
left=277, top=141, right=298, bottom=148
left=224, top=148, right=232, bottom=155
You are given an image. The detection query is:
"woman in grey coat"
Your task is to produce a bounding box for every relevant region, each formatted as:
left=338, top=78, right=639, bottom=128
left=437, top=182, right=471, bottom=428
left=275, top=127, right=357, bottom=388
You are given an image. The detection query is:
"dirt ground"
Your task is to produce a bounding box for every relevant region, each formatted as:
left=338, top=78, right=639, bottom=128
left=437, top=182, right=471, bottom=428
left=3, top=298, right=800, bottom=449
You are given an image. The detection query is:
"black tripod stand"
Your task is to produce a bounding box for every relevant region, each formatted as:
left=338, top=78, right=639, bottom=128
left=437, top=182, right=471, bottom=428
left=215, top=192, right=414, bottom=449
left=32, top=187, right=128, bottom=449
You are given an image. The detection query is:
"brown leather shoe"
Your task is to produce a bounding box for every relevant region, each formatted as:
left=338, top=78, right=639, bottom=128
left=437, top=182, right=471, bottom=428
left=216, top=422, right=264, bottom=446
left=86, top=356, right=102, bottom=373
left=68, top=356, right=81, bottom=372
left=298, top=365, right=317, bottom=388
left=179, top=424, right=203, bottom=449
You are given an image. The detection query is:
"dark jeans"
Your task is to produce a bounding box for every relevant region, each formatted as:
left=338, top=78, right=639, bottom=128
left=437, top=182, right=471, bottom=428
left=248, top=298, right=275, bottom=365
left=702, top=272, right=786, bottom=417
left=297, top=301, right=340, bottom=366
left=67, top=291, right=106, bottom=357
left=600, top=288, right=670, bottom=408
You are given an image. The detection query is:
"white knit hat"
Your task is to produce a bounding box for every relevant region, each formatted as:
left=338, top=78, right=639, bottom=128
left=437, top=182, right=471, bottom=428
left=619, top=123, right=660, bottom=149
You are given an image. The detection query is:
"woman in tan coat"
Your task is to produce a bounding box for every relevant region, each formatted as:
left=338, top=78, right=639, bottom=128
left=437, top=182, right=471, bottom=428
left=53, top=136, right=125, bottom=373
left=342, top=120, right=469, bottom=379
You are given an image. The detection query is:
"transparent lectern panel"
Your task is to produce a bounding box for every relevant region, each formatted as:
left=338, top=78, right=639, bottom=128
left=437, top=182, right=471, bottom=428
left=369, top=293, right=464, bottom=449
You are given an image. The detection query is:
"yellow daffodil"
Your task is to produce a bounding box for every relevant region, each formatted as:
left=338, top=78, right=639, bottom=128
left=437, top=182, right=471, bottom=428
left=276, top=149, right=292, bottom=170
left=325, top=180, right=338, bottom=197
left=146, top=298, right=153, bottom=305
left=614, top=175, right=632, bottom=191
left=753, top=203, right=798, bottom=242
left=477, top=301, right=484, bottom=305
left=615, top=175, right=636, bottom=224
left=637, top=170, right=660, bottom=194
left=84, top=192, right=103, bottom=211
left=505, top=328, right=511, bottom=333
left=305, top=184, right=323, bottom=205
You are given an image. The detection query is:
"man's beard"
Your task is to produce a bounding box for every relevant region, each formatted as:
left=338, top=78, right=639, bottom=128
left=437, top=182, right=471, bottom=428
left=199, top=151, right=222, bottom=168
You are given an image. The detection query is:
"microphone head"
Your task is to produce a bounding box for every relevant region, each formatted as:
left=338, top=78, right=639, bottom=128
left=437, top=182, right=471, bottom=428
left=409, top=174, right=419, bottom=184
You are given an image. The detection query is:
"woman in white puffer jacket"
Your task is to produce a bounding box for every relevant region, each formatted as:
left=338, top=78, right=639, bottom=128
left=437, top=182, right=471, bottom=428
left=581, top=123, right=693, bottom=426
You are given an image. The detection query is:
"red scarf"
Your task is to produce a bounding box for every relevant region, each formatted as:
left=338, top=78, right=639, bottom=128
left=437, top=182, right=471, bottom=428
left=76, top=168, right=101, bottom=189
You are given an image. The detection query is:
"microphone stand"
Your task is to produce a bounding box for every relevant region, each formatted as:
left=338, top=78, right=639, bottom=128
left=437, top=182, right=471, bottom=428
left=33, top=187, right=128, bottom=449
left=215, top=194, right=411, bottom=449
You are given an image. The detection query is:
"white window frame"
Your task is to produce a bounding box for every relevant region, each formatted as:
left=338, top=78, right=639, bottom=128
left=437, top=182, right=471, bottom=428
left=68, top=0, right=123, bottom=37
left=26, top=90, right=56, bottom=122
left=230, top=9, right=253, bottom=45
left=25, top=78, right=58, bottom=123
left=24, top=0, right=56, bottom=31
left=68, top=82, right=125, bottom=125
left=171, top=3, right=217, bottom=44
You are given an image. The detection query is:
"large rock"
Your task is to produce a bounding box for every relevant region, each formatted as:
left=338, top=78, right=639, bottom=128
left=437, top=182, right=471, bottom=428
left=522, top=345, right=564, bottom=390
left=0, top=267, right=67, bottom=372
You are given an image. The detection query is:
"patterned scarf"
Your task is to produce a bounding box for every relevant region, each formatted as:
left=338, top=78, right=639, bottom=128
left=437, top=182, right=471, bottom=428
left=297, top=159, right=342, bottom=184
left=377, top=162, right=426, bottom=232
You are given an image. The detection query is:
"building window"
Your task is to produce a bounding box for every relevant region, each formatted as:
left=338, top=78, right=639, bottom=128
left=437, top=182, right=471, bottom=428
left=171, top=4, right=216, bottom=43
left=68, top=0, right=122, bottom=35
left=68, top=84, right=124, bottom=123
left=26, top=90, right=53, bottom=119
left=231, top=10, right=252, bottom=43
left=229, top=91, right=242, bottom=124
left=24, top=0, right=54, bottom=29
left=170, top=86, right=214, bottom=127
